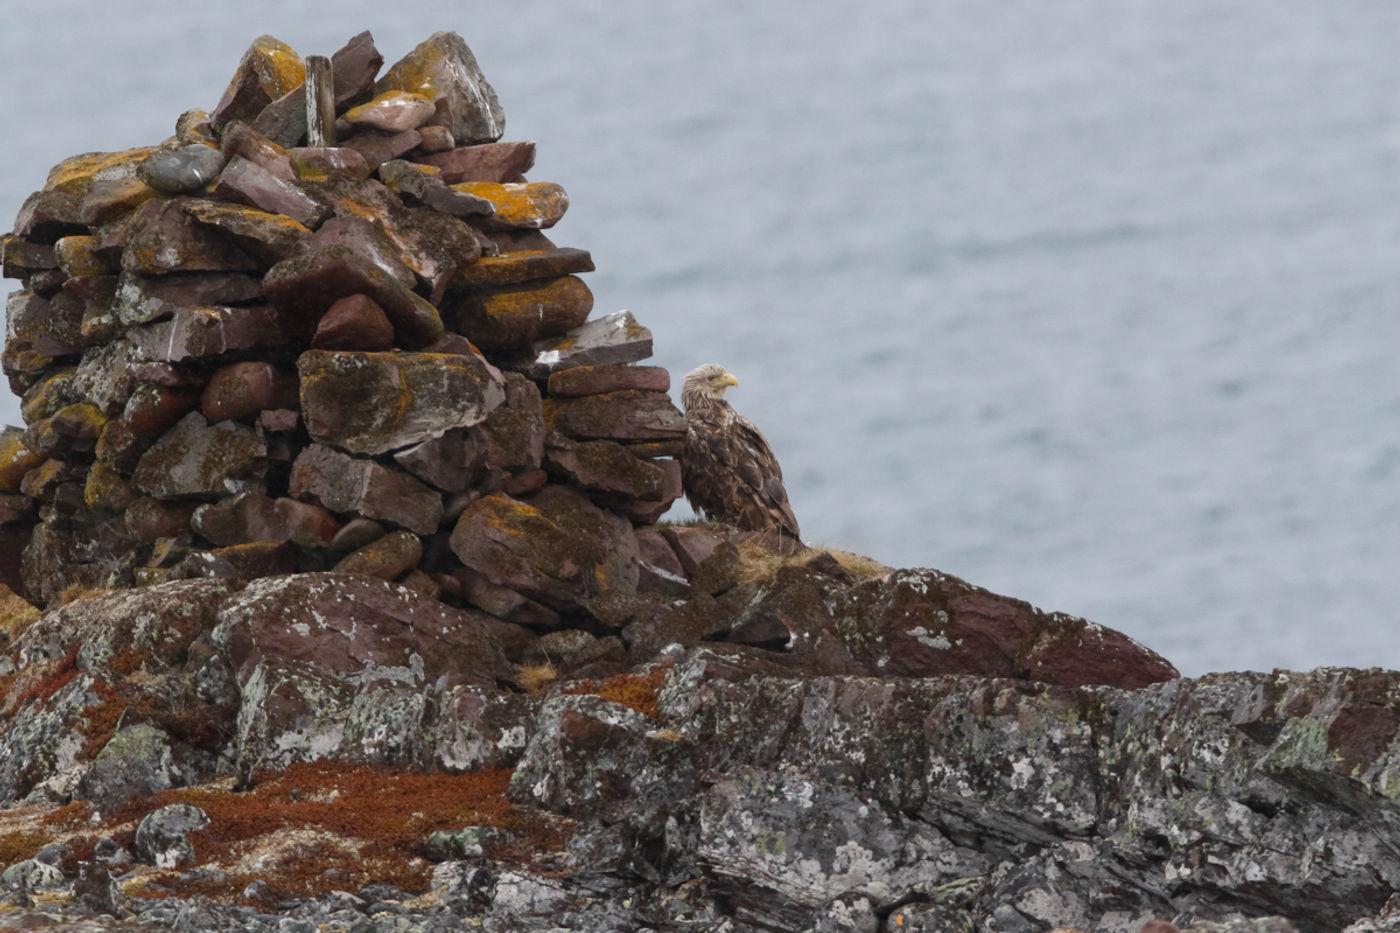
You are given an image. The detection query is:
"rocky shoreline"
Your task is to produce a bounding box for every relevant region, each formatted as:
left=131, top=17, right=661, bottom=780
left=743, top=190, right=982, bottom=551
left=2, top=28, right=1399, bottom=933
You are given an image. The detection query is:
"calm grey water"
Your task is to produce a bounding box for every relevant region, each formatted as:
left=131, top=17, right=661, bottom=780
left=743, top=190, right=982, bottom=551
left=2, top=1, right=1397, bottom=676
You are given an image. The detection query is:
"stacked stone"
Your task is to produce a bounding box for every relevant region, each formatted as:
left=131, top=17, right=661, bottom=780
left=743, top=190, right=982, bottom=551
left=0, top=31, right=684, bottom=617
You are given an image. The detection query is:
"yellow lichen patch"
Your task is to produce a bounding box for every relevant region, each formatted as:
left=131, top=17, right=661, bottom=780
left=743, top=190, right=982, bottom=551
left=21, top=368, right=78, bottom=423
left=42, top=147, right=158, bottom=196
left=0, top=432, right=46, bottom=493
left=731, top=539, right=890, bottom=585
left=243, top=35, right=306, bottom=102
left=452, top=182, right=568, bottom=229
left=84, top=460, right=133, bottom=512
left=563, top=664, right=670, bottom=721
left=54, top=235, right=116, bottom=277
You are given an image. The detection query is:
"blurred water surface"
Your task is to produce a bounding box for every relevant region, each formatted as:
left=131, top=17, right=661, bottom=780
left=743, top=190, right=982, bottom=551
left=2, top=1, right=1397, bottom=675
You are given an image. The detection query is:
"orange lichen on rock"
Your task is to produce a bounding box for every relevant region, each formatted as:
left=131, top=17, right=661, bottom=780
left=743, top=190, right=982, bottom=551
left=453, top=181, right=569, bottom=229
left=42, top=147, right=158, bottom=196
left=0, top=430, right=46, bottom=493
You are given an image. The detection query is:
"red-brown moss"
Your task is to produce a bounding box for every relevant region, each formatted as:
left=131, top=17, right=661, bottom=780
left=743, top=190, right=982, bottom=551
left=563, top=664, right=669, bottom=721
left=110, top=762, right=567, bottom=901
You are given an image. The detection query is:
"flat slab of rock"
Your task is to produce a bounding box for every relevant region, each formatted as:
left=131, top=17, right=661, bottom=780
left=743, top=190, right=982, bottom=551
left=546, top=364, right=669, bottom=397
left=416, top=141, right=535, bottom=183
left=121, top=198, right=260, bottom=275
left=544, top=436, right=668, bottom=500
left=454, top=181, right=567, bottom=229
left=127, top=305, right=284, bottom=362
left=542, top=390, right=686, bottom=442
left=214, top=572, right=511, bottom=685
left=130, top=411, right=267, bottom=500
left=525, top=310, right=653, bottom=379
left=289, top=443, right=443, bottom=535
left=450, top=486, right=639, bottom=612
left=451, top=247, right=594, bottom=290
left=263, top=245, right=445, bottom=347
left=298, top=349, right=505, bottom=455
left=454, top=275, right=593, bottom=350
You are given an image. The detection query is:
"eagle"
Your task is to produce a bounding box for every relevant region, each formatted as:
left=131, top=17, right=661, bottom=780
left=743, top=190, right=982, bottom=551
left=680, top=363, right=801, bottom=542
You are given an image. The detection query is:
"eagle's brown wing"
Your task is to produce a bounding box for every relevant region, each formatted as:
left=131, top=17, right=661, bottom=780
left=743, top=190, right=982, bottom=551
left=683, top=407, right=801, bottom=541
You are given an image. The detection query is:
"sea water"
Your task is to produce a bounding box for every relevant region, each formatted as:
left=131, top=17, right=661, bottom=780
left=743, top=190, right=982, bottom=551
left=2, top=0, right=1396, bottom=676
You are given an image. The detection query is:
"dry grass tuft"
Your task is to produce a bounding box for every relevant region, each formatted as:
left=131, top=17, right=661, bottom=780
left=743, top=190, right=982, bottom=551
left=58, top=582, right=108, bottom=606
left=516, top=660, right=558, bottom=693
left=0, top=583, right=40, bottom=650
left=733, top=540, right=891, bottom=585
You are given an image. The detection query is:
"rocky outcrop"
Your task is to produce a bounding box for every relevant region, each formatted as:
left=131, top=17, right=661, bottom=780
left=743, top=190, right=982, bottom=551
left=0, top=555, right=1397, bottom=932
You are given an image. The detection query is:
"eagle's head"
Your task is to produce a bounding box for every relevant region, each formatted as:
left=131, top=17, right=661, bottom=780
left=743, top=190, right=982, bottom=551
left=681, top=363, right=739, bottom=410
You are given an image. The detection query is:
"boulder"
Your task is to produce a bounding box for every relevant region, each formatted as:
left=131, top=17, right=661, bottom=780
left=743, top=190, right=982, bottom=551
left=289, top=443, right=443, bottom=535
left=374, top=31, right=505, bottom=145
left=130, top=411, right=267, bottom=500
left=449, top=486, right=639, bottom=612
left=297, top=349, right=505, bottom=455
left=542, top=389, right=687, bottom=442
left=417, top=141, right=536, bottom=183
left=525, top=310, right=654, bottom=378
left=454, top=275, right=593, bottom=349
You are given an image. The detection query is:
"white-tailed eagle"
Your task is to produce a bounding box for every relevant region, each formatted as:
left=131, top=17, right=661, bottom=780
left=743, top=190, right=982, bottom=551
left=680, top=363, right=801, bottom=542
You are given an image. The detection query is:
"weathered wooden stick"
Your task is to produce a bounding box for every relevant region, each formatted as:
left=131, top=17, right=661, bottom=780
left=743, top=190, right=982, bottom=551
left=305, top=55, right=336, bottom=147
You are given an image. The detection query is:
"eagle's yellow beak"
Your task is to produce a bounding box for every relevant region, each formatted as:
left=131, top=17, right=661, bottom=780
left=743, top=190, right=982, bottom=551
left=719, top=372, right=739, bottom=388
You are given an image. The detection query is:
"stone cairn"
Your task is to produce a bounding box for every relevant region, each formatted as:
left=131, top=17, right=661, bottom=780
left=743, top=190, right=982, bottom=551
left=0, top=31, right=687, bottom=619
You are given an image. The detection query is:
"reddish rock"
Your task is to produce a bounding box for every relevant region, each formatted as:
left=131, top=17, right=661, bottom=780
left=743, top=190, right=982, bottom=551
left=379, top=160, right=494, bottom=218
left=289, top=146, right=372, bottom=182
left=201, top=362, right=300, bottom=422
left=417, top=141, right=535, bottom=183
left=181, top=199, right=311, bottom=262
left=309, top=294, right=395, bottom=350
left=71, top=339, right=145, bottom=416
left=172, top=541, right=296, bottom=583
left=120, top=198, right=260, bottom=275
left=544, top=436, right=668, bottom=500
left=547, top=364, right=670, bottom=397
left=835, top=568, right=1179, bottom=688
left=263, top=245, right=444, bottom=347
left=5, top=290, right=84, bottom=358
left=191, top=493, right=340, bottom=548
left=54, top=235, right=119, bottom=277
left=454, top=275, right=593, bottom=350
left=298, top=349, right=505, bottom=455
left=130, top=411, right=267, bottom=500
left=450, top=566, right=562, bottom=628
left=212, top=157, right=327, bottom=228
left=451, top=247, right=594, bottom=289
left=78, top=175, right=157, bottom=227
left=416, top=125, right=455, bottom=152
left=478, top=374, right=545, bottom=473
left=339, top=129, right=423, bottom=169
left=219, top=122, right=296, bottom=182
left=659, top=526, right=724, bottom=576
left=125, top=497, right=198, bottom=542
left=526, top=310, right=654, bottom=379
left=449, top=486, right=639, bottom=612
left=1, top=235, right=57, bottom=277
left=113, top=271, right=264, bottom=327
left=121, top=385, right=202, bottom=436
left=375, top=32, right=504, bottom=145
left=634, top=528, right=689, bottom=594
left=332, top=530, right=423, bottom=580
left=250, top=31, right=384, bottom=147
left=343, top=91, right=436, bottom=133
left=289, top=443, right=443, bottom=535
left=309, top=215, right=416, bottom=288
left=454, top=181, right=567, bottom=230
left=393, top=429, right=483, bottom=493
left=215, top=571, right=511, bottom=685
left=542, top=389, right=686, bottom=442
left=209, top=35, right=306, bottom=131
left=127, top=304, right=284, bottom=362
left=12, top=189, right=84, bottom=241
